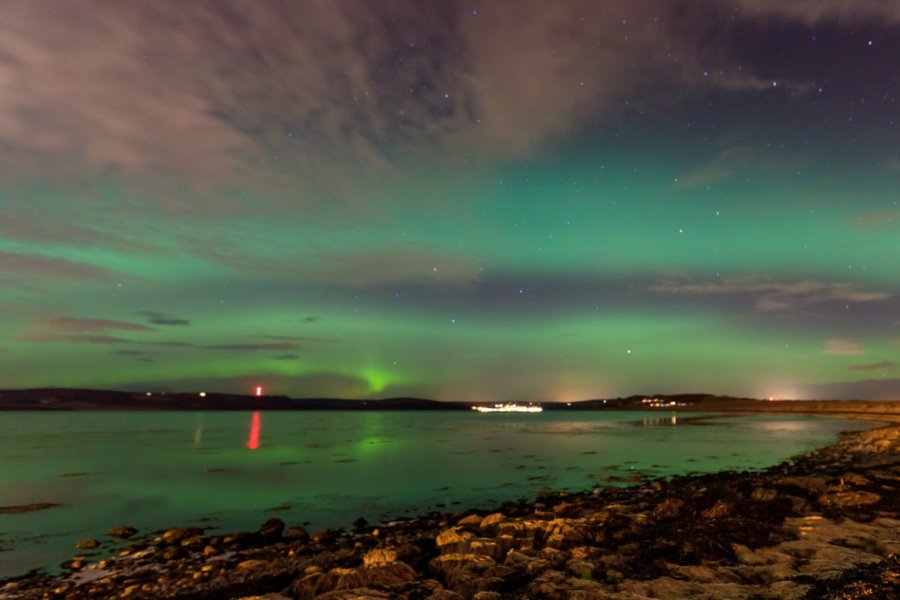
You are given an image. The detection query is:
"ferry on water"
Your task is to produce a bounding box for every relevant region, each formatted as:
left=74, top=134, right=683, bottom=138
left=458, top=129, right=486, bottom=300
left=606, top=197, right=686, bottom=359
left=471, top=403, right=543, bottom=413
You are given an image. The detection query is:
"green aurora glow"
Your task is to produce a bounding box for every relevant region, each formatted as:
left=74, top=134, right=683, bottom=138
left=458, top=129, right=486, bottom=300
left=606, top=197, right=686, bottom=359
left=1, top=2, right=899, bottom=401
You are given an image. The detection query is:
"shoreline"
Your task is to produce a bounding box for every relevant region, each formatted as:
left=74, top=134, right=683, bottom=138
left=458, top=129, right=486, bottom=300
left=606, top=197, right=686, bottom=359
left=2, top=418, right=897, bottom=599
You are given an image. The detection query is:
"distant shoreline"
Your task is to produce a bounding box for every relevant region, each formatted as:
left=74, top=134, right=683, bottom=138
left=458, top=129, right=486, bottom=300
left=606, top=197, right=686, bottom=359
left=1, top=388, right=897, bottom=417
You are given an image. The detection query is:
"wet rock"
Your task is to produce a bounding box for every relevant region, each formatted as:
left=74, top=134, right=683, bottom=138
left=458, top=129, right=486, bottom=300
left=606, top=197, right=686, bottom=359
left=106, top=525, right=138, bottom=539
left=653, top=497, right=685, bottom=520
left=456, top=514, right=483, bottom=528
left=701, top=500, right=733, bottom=519
left=284, top=525, right=310, bottom=542
left=258, top=517, right=285, bottom=541
left=427, top=590, right=464, bottom=600
left=478, top=513, right=506, bottom=531
left=751, top=487, right=778, bottom=501
left=802, top=554, right=900, bottom=599
left=315, top=589, right=392, bottom=600
left=160, top=526, right=203, bottom=545
left=819, top=488, right=881, bottom=508
left=0, top=502, right=61, bottom=514
left=435, top=527, right=474, bottom=554
left=74, top=538, right=100, bottom=549
left=363, top=547, right=397, bottom=566
left=566, top=558, right=595, bottom=579
left=777, top=475, right=829, bottom=493
left=472, top=592, right=502, bottom=600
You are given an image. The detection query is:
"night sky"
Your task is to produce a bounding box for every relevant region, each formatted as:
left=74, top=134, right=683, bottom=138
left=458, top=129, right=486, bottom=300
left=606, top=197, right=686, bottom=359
left=2, top=1, right=899, bottom=401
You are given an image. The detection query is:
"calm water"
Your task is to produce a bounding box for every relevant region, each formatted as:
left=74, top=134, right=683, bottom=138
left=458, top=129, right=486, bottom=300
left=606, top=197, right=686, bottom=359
left=0, top=410, right=873, bottom=577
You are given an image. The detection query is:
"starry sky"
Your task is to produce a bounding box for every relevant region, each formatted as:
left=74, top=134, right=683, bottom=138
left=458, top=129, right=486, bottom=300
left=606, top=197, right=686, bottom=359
left=2, top=1, right=899, bottom=401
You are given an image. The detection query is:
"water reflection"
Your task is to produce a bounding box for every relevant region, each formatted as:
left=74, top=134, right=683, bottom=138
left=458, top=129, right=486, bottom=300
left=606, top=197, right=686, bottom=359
left=246, top=412, right=261, bottom=450
left=641, top=414, right=678, bottom=426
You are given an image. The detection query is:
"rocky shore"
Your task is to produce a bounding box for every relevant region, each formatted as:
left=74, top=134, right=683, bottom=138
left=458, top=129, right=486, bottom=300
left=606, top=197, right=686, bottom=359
left=2, top=422, right=897, bottom=600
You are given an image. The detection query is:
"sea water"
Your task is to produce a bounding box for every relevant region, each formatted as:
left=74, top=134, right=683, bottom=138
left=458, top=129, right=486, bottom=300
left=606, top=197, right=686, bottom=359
left=0, top=410, right=874, bottom=577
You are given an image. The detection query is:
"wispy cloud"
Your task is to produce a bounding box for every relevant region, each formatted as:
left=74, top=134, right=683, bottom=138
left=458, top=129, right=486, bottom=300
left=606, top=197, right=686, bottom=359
left=849, top=360, right=897, bottom=371
left=823, top=339, right=865, bottom=356
left=1, top=1, right=860, bottom=210
left=0, top=251, right=116, bottom=283
left=208, top=342, right=302, bottom=352
left=39, top=317, right=154, bottom=333
left=19, top=315, right=155, bottom=344
left=735, top=0, right=900, bottom=25
left=21, top=333, right=128, bottom=344
left=137, top=311, right=190, bottom=326
left=650, top=275, right=889, bottom=311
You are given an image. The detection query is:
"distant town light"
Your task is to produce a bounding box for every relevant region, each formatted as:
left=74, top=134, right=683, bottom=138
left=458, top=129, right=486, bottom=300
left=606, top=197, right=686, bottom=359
left=199, top=392, right=206, bottom=398
left=255, top=386, right=263, bottom=397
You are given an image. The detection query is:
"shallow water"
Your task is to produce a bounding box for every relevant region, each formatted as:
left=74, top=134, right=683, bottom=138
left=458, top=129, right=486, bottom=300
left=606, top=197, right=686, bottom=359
left=0, top=410, right=872, bottom=577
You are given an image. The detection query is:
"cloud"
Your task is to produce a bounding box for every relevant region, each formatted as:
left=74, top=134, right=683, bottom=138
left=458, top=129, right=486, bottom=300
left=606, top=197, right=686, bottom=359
left=137, top=311, right=190, bottom=326
left=823, top=339, right=864, bottom=356
left=847, top=209, right=898, bottom=231
left=0, top=0, right=856, bottom=210
left=208, top=342, right=302, bottom=352
left=849, top=360, right=898, bottom=371
left=650, top=275, right=890, bottom=311
left=41, top=316, right=154, bottom=333
left=258, top=335, right=331, bottom=343
left=735, top=0, right=900, bottom=25
left=150, top=341, right=198, bottom=348
left=0, top=251, right=116, bottom=283
left=21, top=333, right=128, bottom=344
left=19, top=315, right=154, bottom=344
left=196, top=245, right=483, bottom=288
left=793, top=378, right=900, bottom=401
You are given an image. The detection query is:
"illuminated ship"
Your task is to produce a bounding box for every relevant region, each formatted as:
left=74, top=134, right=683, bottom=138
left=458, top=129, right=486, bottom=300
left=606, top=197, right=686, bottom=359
left=471, top=403, right=543, bottom=413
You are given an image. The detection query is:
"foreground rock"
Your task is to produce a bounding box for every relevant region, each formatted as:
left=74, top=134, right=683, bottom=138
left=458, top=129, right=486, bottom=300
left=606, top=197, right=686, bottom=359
left=2, top=423, right=897, bottom=600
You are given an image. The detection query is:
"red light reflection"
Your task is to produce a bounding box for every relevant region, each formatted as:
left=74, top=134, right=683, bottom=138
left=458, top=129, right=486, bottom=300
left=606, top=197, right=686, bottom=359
left=246, top=411, right=261, bottom=450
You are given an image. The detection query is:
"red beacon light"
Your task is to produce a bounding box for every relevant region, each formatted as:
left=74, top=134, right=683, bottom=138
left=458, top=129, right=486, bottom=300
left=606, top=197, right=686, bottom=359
left=255, top=386, right=263, bottom=397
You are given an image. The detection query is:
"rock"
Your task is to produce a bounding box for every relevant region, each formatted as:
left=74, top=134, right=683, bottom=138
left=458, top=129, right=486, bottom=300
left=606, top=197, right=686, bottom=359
left=427, top=591, right=464, bottom=600
left=819, top=489, right=881, bottom=508
left=776, top=475, right=828, bottom=493
left=106, top=525, right=138, bottom=539
left=285, top=525, right=310, bottom=542
left=701, top=500, right=733, bottom=519
left=75, top=538, right=100, bottom=549
left=751, top=487, right=778, bottom=501
left=457, top=514, right=483, bottom=527
left=161, top=527, right=204, bottom=545
left=479, top=513, right=506, bottom=531
left=653, top=497, right=685, bottom=520
left=353, top=517, right=369, bottom=530
left=258, top=517, right=285, bottom=540
left=315, top=589, right=392, bottom=600
left=473, top=592, right=502, bottom=600
left=236, top=559, right=269, bottom=570
left=308, top=563, right=417, bottom=597
left=435, top=527, right=474, bottom=553
left=566, top=559, right=594, bottom=579
left=469, top=539, right=504, bottom=561
left=363, top=547, right=397, bottom=566
left=180, top=534, right=206, bottom=548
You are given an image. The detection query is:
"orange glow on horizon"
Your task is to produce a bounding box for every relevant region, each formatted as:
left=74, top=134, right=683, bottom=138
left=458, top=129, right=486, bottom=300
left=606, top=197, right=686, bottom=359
left=246, top=411, right=261, bottom=450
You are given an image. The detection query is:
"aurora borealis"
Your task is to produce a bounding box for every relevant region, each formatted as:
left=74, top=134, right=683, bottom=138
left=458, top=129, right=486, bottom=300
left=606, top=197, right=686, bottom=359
left=2, top=1, right=899, bottom=401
